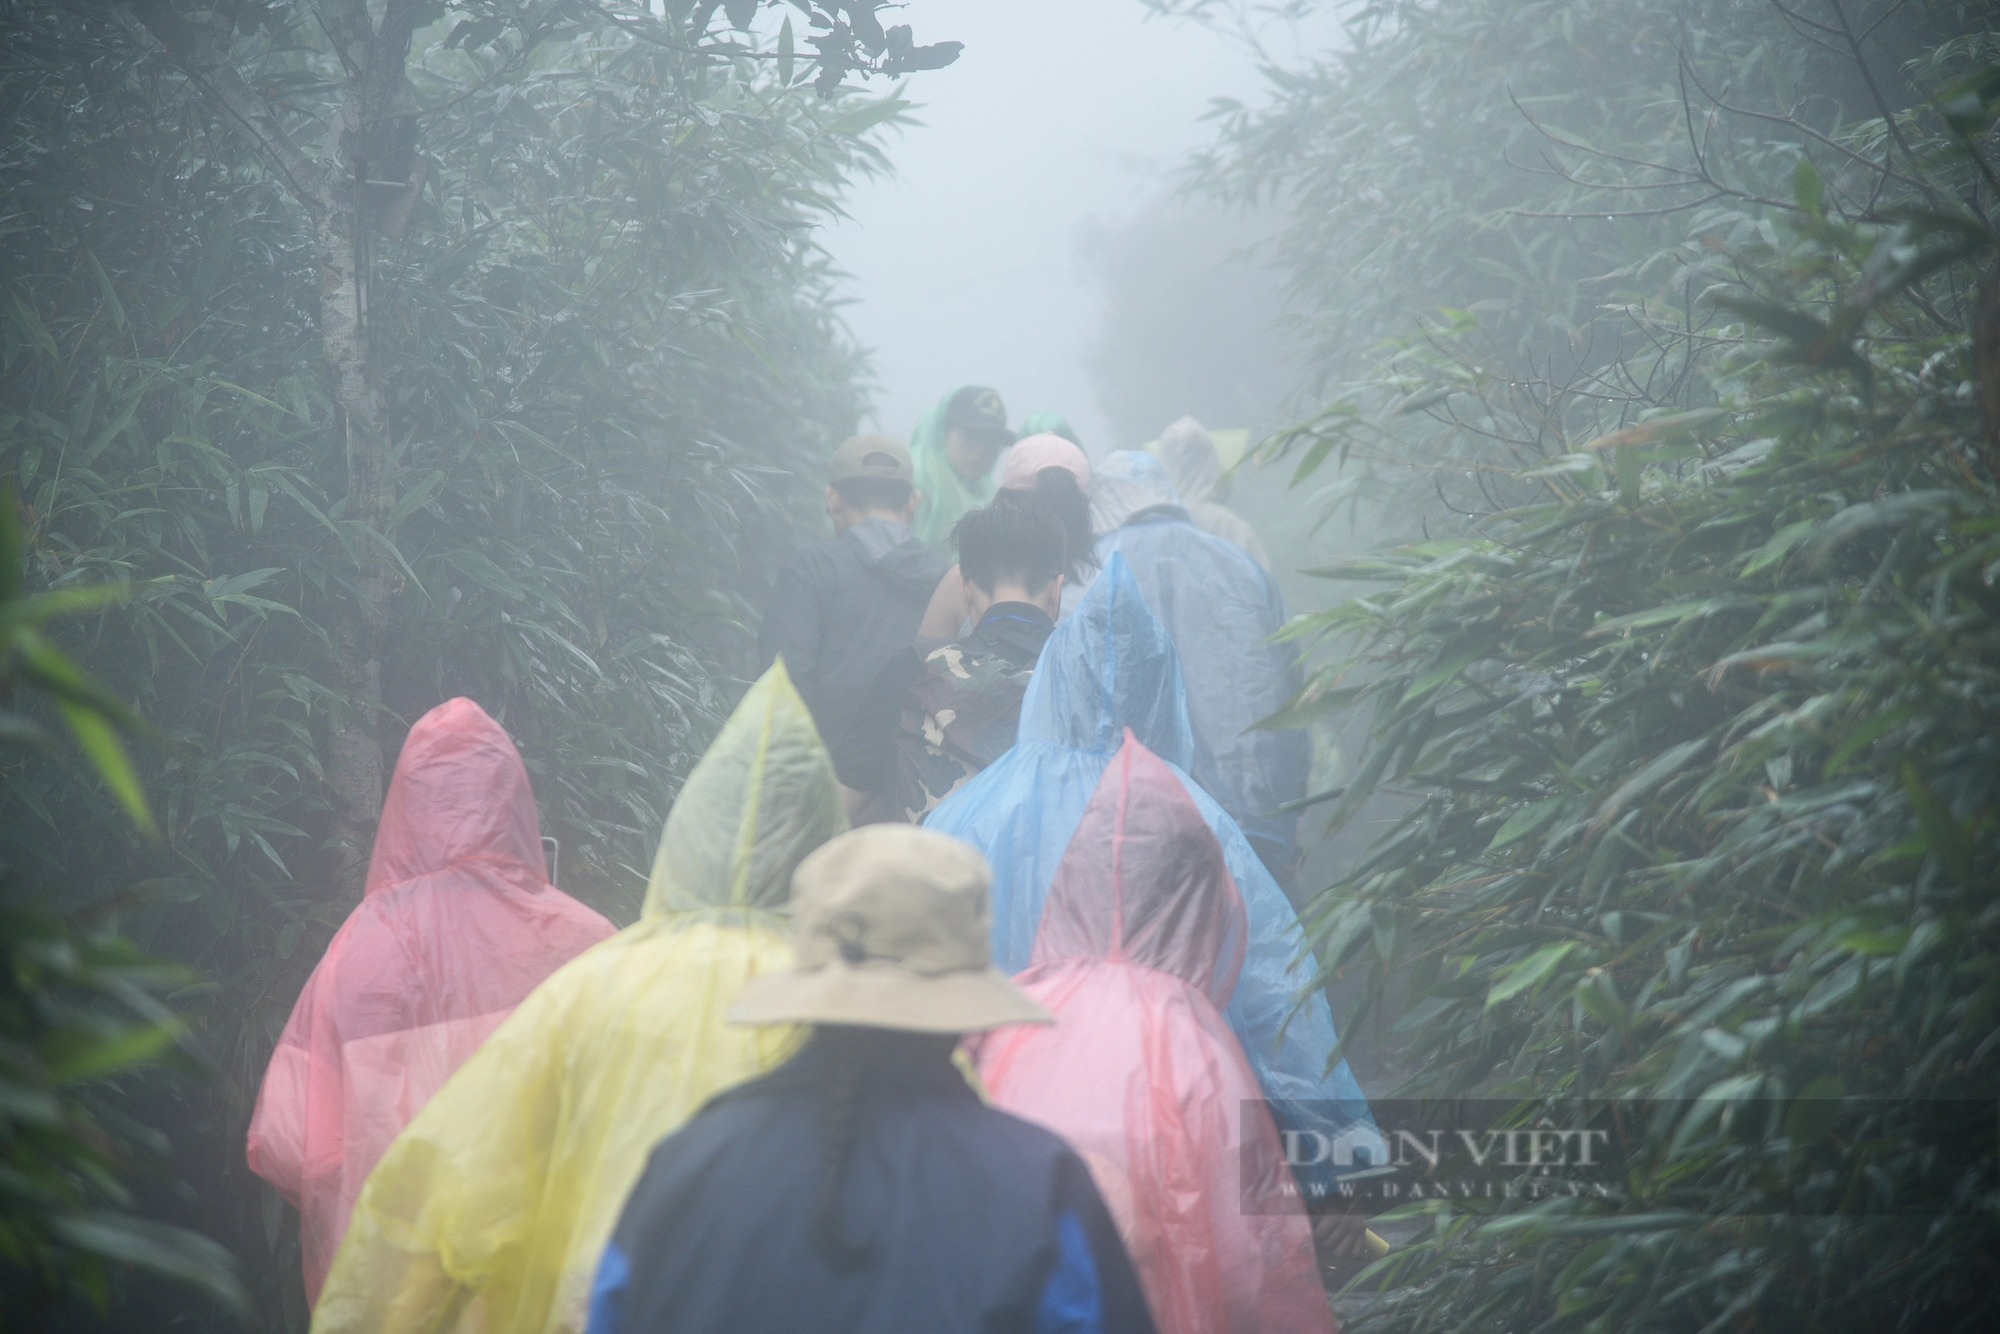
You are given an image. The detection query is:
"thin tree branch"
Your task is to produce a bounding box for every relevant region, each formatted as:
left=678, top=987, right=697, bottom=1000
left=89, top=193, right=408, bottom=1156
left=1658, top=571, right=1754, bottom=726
left=1510, top=193, right=1726, bottom=220
left=1857, top=0, right=1914, bottom=45
left=1678, top=58, right=1922, bottom=201
left=1767, top=0, right=1842, bottom=38
left=1504, top=146, right=1707, bottom=192
left=1823, top=0, right=1941, bottom=206
left=125, top=0, right=328, bottom=210
left=1508, top=90, right=1706, bottom=179
left=1674, top=62, right=1801, bottom=214
left=571, top=0, right=811, bottom=62
left=1765, top=3, right=1849, bottom=60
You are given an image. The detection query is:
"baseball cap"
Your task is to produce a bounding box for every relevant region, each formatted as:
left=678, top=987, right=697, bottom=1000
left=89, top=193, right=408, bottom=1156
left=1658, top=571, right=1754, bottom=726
left=827, top=434, right=914, bottom=485
left=943, top=386, right=1014, bottom=447
left=999, top=433, right=1092, bottom=495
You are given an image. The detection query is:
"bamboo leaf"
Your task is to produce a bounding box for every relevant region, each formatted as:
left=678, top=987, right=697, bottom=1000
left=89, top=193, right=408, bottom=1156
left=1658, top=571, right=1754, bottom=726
left=1902, top=764, right=1974, bottom=884
left=82, top=247, right=128, bottom=332
left=55, top=697, right=155, bottom=835
left=1589, top=738, right=1707, bottom=833
left=1486, top=942, right=1578, bottom=1008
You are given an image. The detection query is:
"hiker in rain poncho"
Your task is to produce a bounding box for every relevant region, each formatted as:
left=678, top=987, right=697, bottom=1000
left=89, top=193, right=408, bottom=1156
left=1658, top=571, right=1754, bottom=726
left=915, top=431, right=1096, bottom=638
left=309, top=664, right=845, bottom=1334
left=1015, top=410, right=1081, bottom=446
left=1152, top=415, right=1269, bottom=571
left=588, top=825, right=1155, bottom=1334
left=923, top=556, right=1373, bottom=1184
left=976, top=734, right=1332, bottom=1334
left=909, top=385, right=1015, bottom=546
left=246, top=698, right=613, bottom=1305
left=1085, top=451, right=1309, bottom=878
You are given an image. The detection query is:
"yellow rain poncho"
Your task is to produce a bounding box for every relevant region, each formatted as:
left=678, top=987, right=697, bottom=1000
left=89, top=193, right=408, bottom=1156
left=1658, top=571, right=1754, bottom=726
left=310, top=663, right=845, bottom=1334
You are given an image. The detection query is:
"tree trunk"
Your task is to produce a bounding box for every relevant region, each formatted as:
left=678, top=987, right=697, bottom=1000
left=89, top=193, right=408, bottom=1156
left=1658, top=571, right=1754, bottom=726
left=311, top=3, right=424, bottom=896
left=313, top=179, right=393, bottom=894
left=135, top=0, right=416, bottom=897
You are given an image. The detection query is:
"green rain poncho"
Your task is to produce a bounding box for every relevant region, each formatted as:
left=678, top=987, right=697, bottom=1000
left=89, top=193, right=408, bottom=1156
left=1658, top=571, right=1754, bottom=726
left=1016, top=411, right=1080, bottom=446
left=310, top=663, right=846, bottom=1334
left=910, top=393, right=998, bottom=547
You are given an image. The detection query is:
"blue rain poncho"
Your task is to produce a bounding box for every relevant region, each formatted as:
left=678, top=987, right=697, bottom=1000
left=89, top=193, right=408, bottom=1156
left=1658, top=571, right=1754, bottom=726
left=1085, top=453, right=1307, bottom=873
left=924, top=556, right=1373, bottom=1166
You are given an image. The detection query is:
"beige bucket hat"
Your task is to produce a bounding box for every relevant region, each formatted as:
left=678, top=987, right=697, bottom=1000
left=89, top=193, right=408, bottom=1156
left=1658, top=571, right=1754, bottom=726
left=731, top=825, right=1051, bottom=1034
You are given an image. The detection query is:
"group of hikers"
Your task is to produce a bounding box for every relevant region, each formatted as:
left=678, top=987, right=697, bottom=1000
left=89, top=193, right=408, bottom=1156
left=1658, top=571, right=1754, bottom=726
left=249, top=386, right=1377, bottom=1333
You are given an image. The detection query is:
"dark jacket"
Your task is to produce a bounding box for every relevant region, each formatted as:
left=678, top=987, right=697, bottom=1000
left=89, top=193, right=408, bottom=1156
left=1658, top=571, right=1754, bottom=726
left=587, top=1033, right=1156, bottom=1334
left=758, top=518, right=950, bottom=787
left=840, top=602, right=1055, bottom=818
left=891, top=603, right=1054, bottom=821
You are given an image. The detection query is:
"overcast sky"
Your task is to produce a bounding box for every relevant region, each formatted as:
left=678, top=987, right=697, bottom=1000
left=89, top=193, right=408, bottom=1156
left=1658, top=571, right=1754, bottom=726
left=817, top=1, right=1325, bottom=452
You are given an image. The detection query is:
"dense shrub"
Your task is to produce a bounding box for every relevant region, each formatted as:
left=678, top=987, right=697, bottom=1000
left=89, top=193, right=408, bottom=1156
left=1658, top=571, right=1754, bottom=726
left=1179, top=0, right=2000, bottom=1327
left=1, top=2, right=914, bottom=1324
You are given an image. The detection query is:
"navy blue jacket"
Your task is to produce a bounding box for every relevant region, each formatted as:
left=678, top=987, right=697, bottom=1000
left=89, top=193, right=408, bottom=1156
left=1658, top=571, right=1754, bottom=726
left=588, top=1033, right=1156, bottom=1334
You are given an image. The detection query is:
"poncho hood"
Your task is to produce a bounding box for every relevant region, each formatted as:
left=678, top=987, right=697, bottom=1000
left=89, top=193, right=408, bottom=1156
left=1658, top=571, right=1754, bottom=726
left=1014, top=410, right=1081, bottom=446
left=1017, top=553, right=1192, bottom=761
left=909, top=391, right=1000, bottom=547
left=1089, top=450, right=1182, bottom=536
left=1036, top=733, right=1245, bottom=1006
left=644, top=661, right=846, bottom=917
left=1155, top=415, right=1222, bottom=506
left=365, top=696, right=545, bottom=894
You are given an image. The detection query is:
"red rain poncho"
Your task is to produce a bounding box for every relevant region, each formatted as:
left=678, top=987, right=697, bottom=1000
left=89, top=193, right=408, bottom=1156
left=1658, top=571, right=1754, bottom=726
left=245, top=698, right=613, bottom=1303
left=976, top=734, right=1333, bottom=1334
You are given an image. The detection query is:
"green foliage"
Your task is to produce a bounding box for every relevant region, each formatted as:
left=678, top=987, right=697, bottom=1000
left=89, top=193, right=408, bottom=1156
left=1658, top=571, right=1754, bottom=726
left=0, top=901, right=250, bottom=1324
left=1173, top=0, right=1992, bottom=520
left=2, top=491, right=250, bottom=1322
left=2, top=0, right=912, bottom=1323
left=1229, top=8, right=2000, bottom=1329
left=1, top=490, right=151, bottom=832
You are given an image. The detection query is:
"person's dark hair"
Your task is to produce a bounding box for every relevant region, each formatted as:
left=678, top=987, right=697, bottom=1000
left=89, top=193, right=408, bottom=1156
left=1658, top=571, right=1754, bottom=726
left=995, top=466, right=1096, bottom=582
left=831, top=476, right=914, bottom=514
left=809, top=1026, right=959, bottom=1270
left=953, top=496, right=1066, bottom=595
left=813, top=1031, right=873, bottom=1270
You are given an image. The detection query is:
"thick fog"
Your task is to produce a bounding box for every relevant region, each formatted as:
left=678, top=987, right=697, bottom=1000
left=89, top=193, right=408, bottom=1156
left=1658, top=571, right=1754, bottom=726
left=822, top=1, right=1331, bottom=455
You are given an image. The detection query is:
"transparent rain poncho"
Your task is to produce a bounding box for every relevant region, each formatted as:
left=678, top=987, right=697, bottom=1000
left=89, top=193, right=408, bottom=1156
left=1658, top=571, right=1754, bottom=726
left=924, top=556, right=1374, bottom=1171
left=310, top=664, right=845, bottom=1334
left=1152, top=418, right=1270, bottom=571
left=246, top=698, right=614, bottom=1304
left=1081, top=452, right=1306, bottom=869
left=1097, top=521, right=1307, bottom=872
left=976, top=736, right=1332, bottom=1334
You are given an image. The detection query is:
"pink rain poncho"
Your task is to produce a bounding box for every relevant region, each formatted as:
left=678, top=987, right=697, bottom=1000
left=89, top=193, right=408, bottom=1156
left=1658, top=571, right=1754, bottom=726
left=245, top=698, right=613, bottom=1304
left=977, top=734, right=1333, bottom=1334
